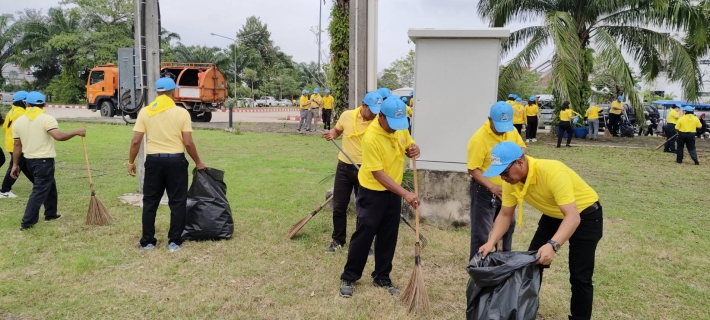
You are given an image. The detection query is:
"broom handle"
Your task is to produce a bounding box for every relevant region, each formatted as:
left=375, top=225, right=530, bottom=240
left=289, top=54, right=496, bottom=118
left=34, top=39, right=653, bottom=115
left=412, top=158, right=420, bottom=244
left=655, top=133, right=678, bottom=150
left=79, top=126, right=94, bottom=194
left=331, top=139, right=360, bottom=170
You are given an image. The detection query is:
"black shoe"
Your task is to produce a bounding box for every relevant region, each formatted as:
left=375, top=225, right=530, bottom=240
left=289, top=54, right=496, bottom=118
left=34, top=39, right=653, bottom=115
left=325, top=241, right=343, bottom=253
left=677, top=161, right=682, bottom=164
left=373, top=281, right=400, bottom=296
left=340, top=280, right=354, bottom=298
left=45, top=215, right=62, bottom=221
left=694, top=159, right=700, bottom=165
left=20, top=225, right=34, bottom=231
left=565, top=144, right=571, bottom=147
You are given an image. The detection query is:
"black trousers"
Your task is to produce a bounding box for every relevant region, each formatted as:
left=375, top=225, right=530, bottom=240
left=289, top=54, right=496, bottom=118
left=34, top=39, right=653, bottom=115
left=557, top=121, right=574, bottom=147
left=1, top=152, right=34, bottom=193
left=608, top=114, right=621, bottom=136
left=332, top=161, right=360, bottom=245
left=526, top=117, right=538, bottom=139
left=664, top=124, right=678, bottom=152
left=21, top=158, right=58, bottom=228
left=140, top=154, right=189, bottom=247
left=676, top=132, right=698, bottom=163
left=341, top=186, right=401, bottom=285
left=528, top=206, right=604, bottom=320
left=0, top=148, right=4, bottom=169
left=323, top=109, right=333, bottom=130
left=514, top=124, right=523, bottom=135
left=469, top=179, right=515, bottom=261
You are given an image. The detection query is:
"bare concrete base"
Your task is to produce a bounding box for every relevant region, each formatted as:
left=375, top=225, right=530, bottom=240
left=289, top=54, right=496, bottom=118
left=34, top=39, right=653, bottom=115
left=402, top=170, right=471, bottom=226
left=118, top=193, right=169, bottom=208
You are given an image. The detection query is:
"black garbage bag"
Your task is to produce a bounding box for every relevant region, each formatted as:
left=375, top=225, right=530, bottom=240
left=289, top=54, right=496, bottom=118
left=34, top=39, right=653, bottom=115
left=466, top=251, right=542, bottom=320
left=620, top=125, right=635, bottom=137
left=182, top=168, right=234, bottom=240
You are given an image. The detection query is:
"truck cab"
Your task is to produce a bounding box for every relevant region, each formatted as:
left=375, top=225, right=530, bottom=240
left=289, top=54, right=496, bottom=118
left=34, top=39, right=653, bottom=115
left=86, top=63, right=120, bottom=117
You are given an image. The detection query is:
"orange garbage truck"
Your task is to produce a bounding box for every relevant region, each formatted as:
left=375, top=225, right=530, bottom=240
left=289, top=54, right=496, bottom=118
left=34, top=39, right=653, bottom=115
left=85, top=62, right=228, bottom=122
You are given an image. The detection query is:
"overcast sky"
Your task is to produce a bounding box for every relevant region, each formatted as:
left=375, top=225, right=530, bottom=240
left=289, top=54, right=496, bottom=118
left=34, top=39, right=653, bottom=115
left=2, top=0, right=541, bottom=71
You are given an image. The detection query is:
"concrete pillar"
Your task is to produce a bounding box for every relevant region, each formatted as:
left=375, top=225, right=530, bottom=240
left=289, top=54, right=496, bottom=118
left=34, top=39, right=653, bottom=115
left=348, top=0, right=377, bottom=109
left=405, top=29, right=510, bottom=225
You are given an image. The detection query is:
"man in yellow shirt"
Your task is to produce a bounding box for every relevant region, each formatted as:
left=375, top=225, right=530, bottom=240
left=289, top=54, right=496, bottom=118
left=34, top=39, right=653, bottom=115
left=675, top=106, right=702, bottom=165
left=479, top=141, right=603, bottom=320
left=664, top=104, right=681, bottom=153
left=127, top=77, right=206, bottom=251
left=297, top=90, right=309, bottom=134
left=609, top=96, right=624, bottom=137
left=322, top=89, right=335, bottom=130
left=525, top=95, right=540, bottom=142
left=513, top=97, right=526, bottom=135
left=322, top=91, right=381, bottom=252
left=307, top=88, right=323, bottom=132
left=467, top=101, right=526, bottom=261
left=11, top=91, right=86, bottom=230
left=339, top=98, right=420, bottom=298
left=1, top=91, right=34, bottom=198
left=585, top=104, right=601, bottom=139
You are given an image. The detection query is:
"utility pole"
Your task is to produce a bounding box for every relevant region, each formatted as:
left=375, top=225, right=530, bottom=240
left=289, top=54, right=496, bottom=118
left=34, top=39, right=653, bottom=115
left=318, top=0, right=323, bottom=70
left=134, top=0, right=161, bottom=193
left=349, top=0, right=377, bottom=109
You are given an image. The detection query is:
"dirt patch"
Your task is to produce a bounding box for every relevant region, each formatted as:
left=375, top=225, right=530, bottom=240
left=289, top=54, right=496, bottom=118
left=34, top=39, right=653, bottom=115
left=118, top=193, right=168, bottom=208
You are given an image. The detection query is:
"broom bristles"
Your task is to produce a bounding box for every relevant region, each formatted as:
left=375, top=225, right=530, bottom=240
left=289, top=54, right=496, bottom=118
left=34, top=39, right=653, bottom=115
left=86, top=195, right=112, bottom=226
left=400, top=257, right=431, bottom=314
left=287, top=214, right=313, bottom=239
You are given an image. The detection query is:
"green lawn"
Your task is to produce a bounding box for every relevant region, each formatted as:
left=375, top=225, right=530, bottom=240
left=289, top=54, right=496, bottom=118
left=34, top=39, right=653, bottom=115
left=0, top=123, right=708, bottom=319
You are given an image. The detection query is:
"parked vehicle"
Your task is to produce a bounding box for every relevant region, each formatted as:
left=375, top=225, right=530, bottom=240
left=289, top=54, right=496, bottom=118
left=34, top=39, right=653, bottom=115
left=598, top=103, right=637, bottom=130
left=255, top=96, right=278, bottom=107
left=278, top=99, right=292, bottom=107
left=237, top=98, right=255, bottom=108
left=0, top=91, right=16, bottom=104
left=537, top=96, right=554, bottom=127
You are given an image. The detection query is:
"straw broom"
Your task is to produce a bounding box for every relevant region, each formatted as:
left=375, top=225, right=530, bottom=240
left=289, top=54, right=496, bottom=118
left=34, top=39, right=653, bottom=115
left=400, top=158, right=430, bottom=314
left=287, top=196, right=333, bottom=239
left=81, top=129, right=112, bottom=226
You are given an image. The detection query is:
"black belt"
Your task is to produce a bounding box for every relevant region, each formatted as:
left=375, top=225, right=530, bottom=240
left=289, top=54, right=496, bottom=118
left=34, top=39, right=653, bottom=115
left=146, top=153, right=184, bottom=158
left=581, top=201, right=601, bottom=215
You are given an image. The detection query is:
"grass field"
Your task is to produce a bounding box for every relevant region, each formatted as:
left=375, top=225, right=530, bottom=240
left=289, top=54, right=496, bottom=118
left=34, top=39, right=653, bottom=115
left=0, top=123, right=708, bottom=319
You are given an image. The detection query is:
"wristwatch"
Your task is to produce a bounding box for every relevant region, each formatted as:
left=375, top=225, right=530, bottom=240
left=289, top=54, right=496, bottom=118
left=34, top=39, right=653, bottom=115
left=547, top=240, right=561, bottom=252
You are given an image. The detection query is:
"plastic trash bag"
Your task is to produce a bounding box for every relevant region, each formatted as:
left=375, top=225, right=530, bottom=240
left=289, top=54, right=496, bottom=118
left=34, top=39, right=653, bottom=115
left=466, top=251, right=542, bottom=320
left=182, top=168, right=234, bottom=240
left=620, top=125, right=635, bottom=137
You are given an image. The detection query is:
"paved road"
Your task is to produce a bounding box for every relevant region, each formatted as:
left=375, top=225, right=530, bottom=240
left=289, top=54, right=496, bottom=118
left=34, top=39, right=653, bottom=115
left=45, top=108, right=301, bottom=124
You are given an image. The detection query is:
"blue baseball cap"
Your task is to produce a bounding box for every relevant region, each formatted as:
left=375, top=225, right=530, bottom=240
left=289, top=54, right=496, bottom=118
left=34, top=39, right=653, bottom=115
left=516, top=97, right=522, bottom=102
left=156, top=77, right=179, bottom=92
left=617, top=96, right=623, bottom=101
left=26, top=91, right=46, bottom=105
left=529, top=95, right=539, bottom=100
left=314, top=88, right=320, bottom=93
left=376, top=88, right=391, bottom=99
left=401, top=97, right=408, bottom=103
left=380, top=97, right=409, bottom=130
left=410, top=90, right=414, bottom=96
left=508, top=94, right=515, bottom=99
left=13, top=91, right=28, bottom=101
left=684, top=106, right=694, bottom=112
left=363, top=91, right=383, bottom=114
left=672, top=103, right=681, bottom=108
left=483, top=141, right=525, bottom=178
left=490, top=101, right=515, bottom=133
left=324, top=89, right=330, bottom=93
left=302, top=90, right=309, bottom=94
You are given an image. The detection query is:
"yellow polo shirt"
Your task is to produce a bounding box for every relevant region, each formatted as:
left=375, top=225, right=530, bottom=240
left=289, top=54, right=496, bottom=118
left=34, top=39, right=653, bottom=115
left=610, top=101, right=623, bottom=115
left=502, top=156, right=599, bottom=219
left=334, top=108, right=374, bottom=164
left=133, top=96, right=192, bottom=154
left=299, top=95, right=309, bottom=109
left=560, top=109, right=573, bottom=121
left=358, top=120, right=415, bottom=191
left=406, top=106, right=413, bottom=117
left=12, top=110, right=58, bottom=159
left=586, top=105, right=600, bottom=120
left=667, top=109, right=680, bottom=124
left=525, top=103, right=539, bottom=116
left=310, top=94, right=323, bottom=109
left=675, top=114, right=702, bottom=133
left=323, top=95, right=334, bottom=110
left=3, top=105, right=26, bottom=151
left=512, top=102, right=525, bottom=124
left=467, top=120, right=526, bottom=187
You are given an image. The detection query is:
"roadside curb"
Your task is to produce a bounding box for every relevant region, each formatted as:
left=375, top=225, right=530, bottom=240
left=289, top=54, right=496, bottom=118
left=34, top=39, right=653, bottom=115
left=285, top=116, right=322, bottom=122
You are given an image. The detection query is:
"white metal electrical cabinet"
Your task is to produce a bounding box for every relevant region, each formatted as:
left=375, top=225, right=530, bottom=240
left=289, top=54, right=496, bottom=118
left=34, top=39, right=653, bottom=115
left=408, top=29, right=510, bottom=172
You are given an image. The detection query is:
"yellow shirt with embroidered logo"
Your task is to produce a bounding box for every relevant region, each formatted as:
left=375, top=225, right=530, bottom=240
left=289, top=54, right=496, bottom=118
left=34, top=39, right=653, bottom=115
left=323, top=95, right=334, bottom=110
left=467, top=120, right=526, bottom=187
left=675, top=114, right=702, bottom=133
left=334, top=108, right=374, bottom=164
left=560, top=109, right=573, bottom=121
left=299, top=95, right=309, bottom=109
left=501, top=156, right=599, bottom=220
left=12, top=110, right=58, bottom=159
left=358, top=120, right=415, bottom=191
left=525, top=103, right=539, bottom=116
left=310, top=94, right=323, bottom=109
left=3, top=105, right=26, bottom=151
left=133, top=95, right=192, bottom=154
left=586, top=105, right=600, bottom=120
left=667, top=109, right=680, bottom=124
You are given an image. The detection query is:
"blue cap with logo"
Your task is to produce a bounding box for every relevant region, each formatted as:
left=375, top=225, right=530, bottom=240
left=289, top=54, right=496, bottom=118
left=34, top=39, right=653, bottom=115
left=314, top=88, right=320, bottom=94
left=617, top=96, right=623, bottom=101
left=401, top=97, right=408, bottom=103
left=324, top=89, right=330, bottom=93
left=13, top=91, right=28, bottom=102
left=684, top=105, right=694, bottom=112
left=516, top=97, right=522, bottom=102
left=508, top=94, right=515, bottom=99
left=529, top=95, right=539, bottom=101
left=490, top=101, right=515, bottom=133
left=376, top=88, right=391, bottom=99
left=363, top=91, right=383, bottom=114
left=483, top=141, right=524, bottom=178
left=26, top=91, right=46, bottom=105
left=672, top=103, right=681, bottom=108
left=380, top=97, right=409, bottom=130
left=156, top=77, right=180, bottom=92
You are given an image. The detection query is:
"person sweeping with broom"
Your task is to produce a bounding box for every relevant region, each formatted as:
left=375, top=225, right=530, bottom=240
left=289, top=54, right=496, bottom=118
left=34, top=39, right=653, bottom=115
left=322, top=91, right=382, bottom=253
left=127, top=77, right=206, bottom=252
left=339, top=97, right=420, bottom=298
left=479, top=141, right=603, bottom=320
left=11, top=91, right=86, bottom=230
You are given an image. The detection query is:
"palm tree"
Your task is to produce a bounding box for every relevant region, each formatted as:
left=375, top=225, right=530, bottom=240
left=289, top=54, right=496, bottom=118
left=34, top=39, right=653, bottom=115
left=479, top=0, right=710, bottom=122
left=0, top=14, right=20, bottom=86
